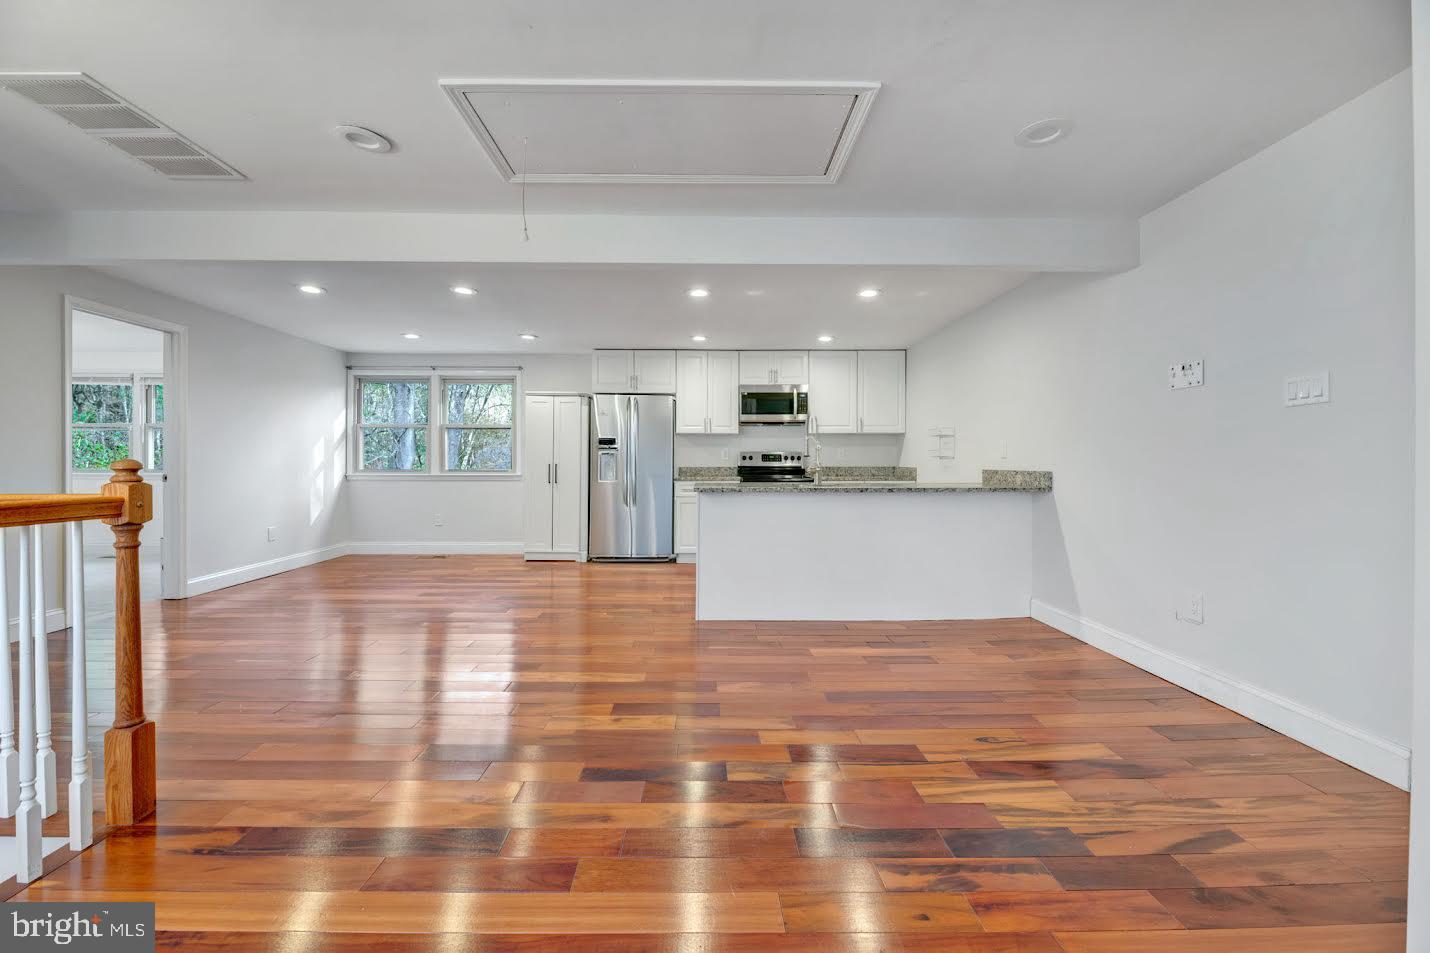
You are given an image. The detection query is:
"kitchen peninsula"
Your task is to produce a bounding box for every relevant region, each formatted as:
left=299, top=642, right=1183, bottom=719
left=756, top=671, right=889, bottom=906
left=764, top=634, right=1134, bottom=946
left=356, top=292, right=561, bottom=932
left=693, top=470, right=1052, bottom=621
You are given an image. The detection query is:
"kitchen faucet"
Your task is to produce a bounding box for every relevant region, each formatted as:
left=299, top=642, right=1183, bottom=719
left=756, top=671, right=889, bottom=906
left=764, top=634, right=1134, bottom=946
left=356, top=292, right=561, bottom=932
left=806, top=427, right=823, bottom=485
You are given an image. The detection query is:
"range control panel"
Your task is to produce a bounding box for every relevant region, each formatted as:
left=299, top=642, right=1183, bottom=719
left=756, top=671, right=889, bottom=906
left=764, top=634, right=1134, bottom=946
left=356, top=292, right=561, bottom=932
left=739, top=452, right=805, bottom=466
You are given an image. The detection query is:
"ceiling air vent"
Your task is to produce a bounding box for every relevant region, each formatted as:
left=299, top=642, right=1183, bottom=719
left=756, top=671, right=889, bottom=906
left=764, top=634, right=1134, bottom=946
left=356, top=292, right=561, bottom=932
left=441, top=79, right=879, bottom=185
left=0, top=72, right=243, bottom=180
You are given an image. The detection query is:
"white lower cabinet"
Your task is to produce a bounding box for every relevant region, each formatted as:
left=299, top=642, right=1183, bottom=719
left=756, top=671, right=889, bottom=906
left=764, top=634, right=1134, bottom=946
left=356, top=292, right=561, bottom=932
left=674, top=483, right=700, bottom=561
left=524, top=395, right=589, bottom=560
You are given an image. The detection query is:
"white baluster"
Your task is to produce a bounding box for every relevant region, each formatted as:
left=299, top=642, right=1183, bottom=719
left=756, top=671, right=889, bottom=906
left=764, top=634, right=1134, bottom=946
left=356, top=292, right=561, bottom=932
left=67, top=521, right=92, bottom=850
left=31, top=525, right=57, bottom=818
left=15, top=526, right=41, bottom=883
left=0, top=527, right=16, bottom=816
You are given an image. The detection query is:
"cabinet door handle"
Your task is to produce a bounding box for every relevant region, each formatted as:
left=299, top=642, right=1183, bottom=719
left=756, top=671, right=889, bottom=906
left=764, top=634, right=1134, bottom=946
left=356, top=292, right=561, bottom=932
left=859, top=416, right=864, bottom=432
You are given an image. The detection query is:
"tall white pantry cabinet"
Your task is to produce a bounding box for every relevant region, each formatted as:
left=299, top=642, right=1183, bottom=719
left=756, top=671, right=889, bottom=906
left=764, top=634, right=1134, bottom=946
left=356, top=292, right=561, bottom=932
left=524, top=394, right=589, bottom=561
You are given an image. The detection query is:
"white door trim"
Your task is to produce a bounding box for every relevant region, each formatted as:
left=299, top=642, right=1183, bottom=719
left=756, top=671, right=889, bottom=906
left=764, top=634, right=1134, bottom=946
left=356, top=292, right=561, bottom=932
left=62, top=295, right=189, bottom=600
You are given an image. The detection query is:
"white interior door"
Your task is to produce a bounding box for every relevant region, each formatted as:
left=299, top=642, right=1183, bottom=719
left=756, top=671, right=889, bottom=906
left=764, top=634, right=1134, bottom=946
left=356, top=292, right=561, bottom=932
left=809, top=351, right=858, bottom=433
left=551, top=396, right=585, bottom=553
left=523, top=396, right=556, bottom=551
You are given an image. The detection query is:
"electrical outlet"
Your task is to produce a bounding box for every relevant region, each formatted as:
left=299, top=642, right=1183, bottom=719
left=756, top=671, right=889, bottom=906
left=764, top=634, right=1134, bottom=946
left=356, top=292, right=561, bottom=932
left=266, top=526, right=277, bottom=543
left=434, top=513, right=444, bottom=527
left=1000, top=439, right=1008, bottom=460
left=837, top=448, right=847, bottom=461
left=1177, top=593, right=1204, bottom=625
left=1169, top=360, right=1204, bottom=390
left=720, top=448, right=729, bottom=461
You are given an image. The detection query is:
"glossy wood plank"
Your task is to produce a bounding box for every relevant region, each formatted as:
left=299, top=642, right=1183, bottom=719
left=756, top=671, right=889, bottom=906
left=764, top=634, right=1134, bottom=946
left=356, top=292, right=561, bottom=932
left=1054, top=923, right=1406, bottom=952
left=21, top=554, right=1406, bottom=947
left=780, top=891, right=983, bottom=933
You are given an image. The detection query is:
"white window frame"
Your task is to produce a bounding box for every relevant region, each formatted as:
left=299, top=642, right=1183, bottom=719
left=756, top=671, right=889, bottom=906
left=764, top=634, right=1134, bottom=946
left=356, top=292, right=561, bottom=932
left=347, top=367, right=523, bottom=481
left=440, top=376, right=517, bottom=475
left=70, top=372, right=166, bottom=475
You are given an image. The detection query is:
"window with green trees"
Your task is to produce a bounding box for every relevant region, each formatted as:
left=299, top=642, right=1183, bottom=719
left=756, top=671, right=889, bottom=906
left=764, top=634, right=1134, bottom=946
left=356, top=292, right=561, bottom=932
left=444, top=380, right=514, bottom=471
left=359, top=379, right=429, bottom=471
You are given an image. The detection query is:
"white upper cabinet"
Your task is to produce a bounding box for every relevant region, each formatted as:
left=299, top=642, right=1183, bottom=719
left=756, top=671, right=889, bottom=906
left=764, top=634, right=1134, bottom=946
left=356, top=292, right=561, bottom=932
left=593, top=350, right=634, bottom=392
left=593, top=350, right=677, bottom=393
left=675, top=351, right=739, bottom=435
left=809, top=350, right=904, bottom=434
left=675, top=351, right=709, bottom=434
left=857, top=350, right=906, bottom=433
left=705, top=351, right=739, bottom=433
left=633, top=350, right=677, bottom=393
left=809, top=350, right=859, bottom=433
left=739, top=351, right=809, bottom=386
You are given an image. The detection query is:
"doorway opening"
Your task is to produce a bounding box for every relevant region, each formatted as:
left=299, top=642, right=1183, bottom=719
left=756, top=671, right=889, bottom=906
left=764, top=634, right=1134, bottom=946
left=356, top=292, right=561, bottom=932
left=63, top=297, right=186, bottom=600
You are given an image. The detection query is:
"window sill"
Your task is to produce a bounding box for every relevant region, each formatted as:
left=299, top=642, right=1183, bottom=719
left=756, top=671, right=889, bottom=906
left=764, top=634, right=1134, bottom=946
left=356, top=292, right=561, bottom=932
left=346, top=471, right=523, bottom=482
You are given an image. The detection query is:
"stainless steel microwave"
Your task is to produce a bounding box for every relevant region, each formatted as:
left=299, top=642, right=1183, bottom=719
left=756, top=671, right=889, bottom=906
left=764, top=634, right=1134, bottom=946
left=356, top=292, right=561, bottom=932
left=739, top=384, right=809, bottom=425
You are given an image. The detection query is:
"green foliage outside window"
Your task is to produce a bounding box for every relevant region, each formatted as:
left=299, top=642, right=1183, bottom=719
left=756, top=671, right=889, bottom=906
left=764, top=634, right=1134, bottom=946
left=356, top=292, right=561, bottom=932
left=445, top=382, right=513, bottom=471
left=360, top=380, right=429, bottom=471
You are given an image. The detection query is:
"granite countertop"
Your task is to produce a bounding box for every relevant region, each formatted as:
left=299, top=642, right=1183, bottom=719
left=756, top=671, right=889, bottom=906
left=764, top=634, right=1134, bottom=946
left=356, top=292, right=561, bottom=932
left=689, top=469, right=1053, bottom=494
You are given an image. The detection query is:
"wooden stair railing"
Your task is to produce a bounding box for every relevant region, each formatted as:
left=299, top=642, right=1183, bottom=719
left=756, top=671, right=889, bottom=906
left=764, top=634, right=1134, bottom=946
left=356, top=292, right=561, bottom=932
left=0, top=459, right=154, bottom=884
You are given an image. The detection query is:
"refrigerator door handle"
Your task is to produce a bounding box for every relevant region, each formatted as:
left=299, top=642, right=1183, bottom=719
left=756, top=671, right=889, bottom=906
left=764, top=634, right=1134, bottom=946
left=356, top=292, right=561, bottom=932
left=623, top=396, right=634, bottom=507
left=629, top=395, right=639, bottom=508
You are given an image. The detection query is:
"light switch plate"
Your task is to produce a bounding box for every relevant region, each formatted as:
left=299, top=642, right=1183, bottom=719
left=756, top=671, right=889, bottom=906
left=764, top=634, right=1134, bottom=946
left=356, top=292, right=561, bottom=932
left=1169, top=360, right=1204, bottom=390
left=1285, top=371, right=1330, bottom=407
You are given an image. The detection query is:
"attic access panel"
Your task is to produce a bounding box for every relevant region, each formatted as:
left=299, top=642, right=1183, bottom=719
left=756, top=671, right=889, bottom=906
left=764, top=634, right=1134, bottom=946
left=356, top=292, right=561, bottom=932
left=442, top=80, right=879, bottom=184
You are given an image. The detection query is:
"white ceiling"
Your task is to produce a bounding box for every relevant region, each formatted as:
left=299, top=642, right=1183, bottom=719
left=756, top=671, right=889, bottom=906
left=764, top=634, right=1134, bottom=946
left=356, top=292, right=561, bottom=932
left=95, top=262, right=1032, bottom=353
left=0, top=0, right=1408, bottom=218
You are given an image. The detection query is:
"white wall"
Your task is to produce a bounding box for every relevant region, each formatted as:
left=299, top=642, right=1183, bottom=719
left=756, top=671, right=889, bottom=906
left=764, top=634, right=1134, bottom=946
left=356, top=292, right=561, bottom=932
left=0, top=265, right=350, bottom=610
left=1408, top=0, right=1430, bottom=944
left=345, top=352, right=588, bottom=551
left=903, top=73, right=1414, bottom=785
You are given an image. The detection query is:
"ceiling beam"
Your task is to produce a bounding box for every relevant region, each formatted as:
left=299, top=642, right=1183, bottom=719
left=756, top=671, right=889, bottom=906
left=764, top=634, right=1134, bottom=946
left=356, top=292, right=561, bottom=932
left=0, top=211, right=1139, bottom=272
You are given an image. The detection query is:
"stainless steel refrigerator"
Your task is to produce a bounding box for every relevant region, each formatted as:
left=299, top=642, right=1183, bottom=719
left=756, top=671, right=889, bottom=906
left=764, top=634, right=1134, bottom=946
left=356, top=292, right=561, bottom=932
left=589, top=394, right=675, bottom=560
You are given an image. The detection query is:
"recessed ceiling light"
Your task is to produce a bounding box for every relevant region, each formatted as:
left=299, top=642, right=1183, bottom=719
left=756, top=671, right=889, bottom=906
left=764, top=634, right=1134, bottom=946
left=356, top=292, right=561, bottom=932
left=297, top=284, right=325, bottom=295
left=451, top=285, right=476, bottom=296
left=817, top=335, right=834, bottom=343
left=691, top=335, right=707, bottom=343
left=745, top=289, right=765, bottom=297
left=688, top=287, right=710, bottom=298
left=518, top=333, right=538, bottom=341
left=336, top=124, right=394, bottom=153
left=401, top=332, right=421, bottom=340
left=1015, top=118, right=1072, bottom=148
left=857, top=288, right=881, bottom=299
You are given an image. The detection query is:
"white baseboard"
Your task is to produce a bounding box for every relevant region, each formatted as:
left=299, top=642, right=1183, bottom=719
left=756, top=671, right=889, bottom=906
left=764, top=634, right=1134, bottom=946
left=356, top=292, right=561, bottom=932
left=7, top=608, right=67, bottom=644
left=524, top=551, right=582, bottom=561
left=186, top=543, right=351, bottom=597
left=1030, top=599, right=1410, bottom=790
left=347, top=541, right=523, bottom=556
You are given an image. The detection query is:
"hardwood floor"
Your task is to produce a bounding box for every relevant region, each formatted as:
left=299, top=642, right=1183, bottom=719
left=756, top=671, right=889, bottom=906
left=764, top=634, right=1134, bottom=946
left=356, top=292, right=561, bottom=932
left=7, top=555, right=1409, bottom=950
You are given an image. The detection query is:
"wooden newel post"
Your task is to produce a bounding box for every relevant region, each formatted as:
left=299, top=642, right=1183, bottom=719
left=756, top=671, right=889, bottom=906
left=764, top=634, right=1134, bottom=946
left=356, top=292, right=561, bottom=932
left=100, top=459, right=155, bottom=824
